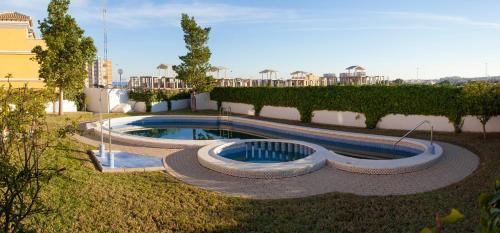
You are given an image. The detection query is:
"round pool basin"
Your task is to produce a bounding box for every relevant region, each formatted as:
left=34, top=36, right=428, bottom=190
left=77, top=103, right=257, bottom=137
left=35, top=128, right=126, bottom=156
left=198, top=139, right=329, bottom=179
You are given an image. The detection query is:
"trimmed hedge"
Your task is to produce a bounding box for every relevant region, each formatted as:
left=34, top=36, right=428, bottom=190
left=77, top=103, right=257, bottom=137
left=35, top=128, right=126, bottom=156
left=129, top=89, right=190, bottom=112
left=211, top=85, right=500, bottom=129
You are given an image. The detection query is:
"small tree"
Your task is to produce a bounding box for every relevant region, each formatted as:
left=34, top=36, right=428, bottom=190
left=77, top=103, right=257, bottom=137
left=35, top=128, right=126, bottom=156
left=173, top=14, right=215, bottom=110
left=463, top=82, right=499, bottom=139
left=32, top=0, right=96, bottom=115
left=0, top=86, right=58, bottom=232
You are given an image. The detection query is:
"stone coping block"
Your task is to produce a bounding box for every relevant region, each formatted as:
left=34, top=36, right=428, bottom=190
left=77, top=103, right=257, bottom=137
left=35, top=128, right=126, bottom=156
left=198, top=139, right=330, bottom=179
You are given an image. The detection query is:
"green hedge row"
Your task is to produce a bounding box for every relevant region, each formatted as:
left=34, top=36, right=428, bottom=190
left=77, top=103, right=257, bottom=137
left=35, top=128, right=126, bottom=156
left=129, top=89, right=190, bottom=112
left=211, top=85, right=500, bottom=129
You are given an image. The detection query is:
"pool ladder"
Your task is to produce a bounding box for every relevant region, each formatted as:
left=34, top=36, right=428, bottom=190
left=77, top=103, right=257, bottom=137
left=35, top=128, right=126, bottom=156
left=219, top=107, right=232, bottom=138
left=393, top=120, right=434, bottom=151
left=219, top=106, right=232, bottom=121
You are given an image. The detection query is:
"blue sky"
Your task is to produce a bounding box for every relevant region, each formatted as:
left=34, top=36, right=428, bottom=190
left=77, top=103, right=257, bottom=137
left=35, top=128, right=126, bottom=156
left=1, top=0, right=500, bottom=81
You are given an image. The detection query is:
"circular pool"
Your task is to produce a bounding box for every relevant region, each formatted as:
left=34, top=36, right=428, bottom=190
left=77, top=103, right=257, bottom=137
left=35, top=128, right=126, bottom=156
left=198, top=139, right=330, bottom=179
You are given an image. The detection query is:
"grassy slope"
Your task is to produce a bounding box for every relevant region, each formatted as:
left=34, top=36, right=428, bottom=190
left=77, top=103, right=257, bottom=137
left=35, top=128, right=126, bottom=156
left=31, top=112, right=499, bottom=232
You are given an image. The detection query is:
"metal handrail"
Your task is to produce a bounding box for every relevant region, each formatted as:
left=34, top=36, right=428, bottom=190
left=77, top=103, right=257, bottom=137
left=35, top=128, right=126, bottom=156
left=393, top=120, right=433, bottom=148
left=219, top=106, right=232, bottom=119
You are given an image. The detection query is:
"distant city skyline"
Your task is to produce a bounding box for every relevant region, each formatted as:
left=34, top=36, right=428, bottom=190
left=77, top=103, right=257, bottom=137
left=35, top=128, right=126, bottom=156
left=1, top=0, right=499, bottom=81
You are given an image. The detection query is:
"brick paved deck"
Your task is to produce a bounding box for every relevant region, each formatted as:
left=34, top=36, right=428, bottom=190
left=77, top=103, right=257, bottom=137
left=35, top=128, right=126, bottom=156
left=75, top=134, right=479, bottom=199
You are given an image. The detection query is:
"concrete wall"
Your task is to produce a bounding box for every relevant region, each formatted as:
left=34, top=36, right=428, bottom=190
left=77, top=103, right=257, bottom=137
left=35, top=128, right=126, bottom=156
left=377, top=114, right=455, bottom=132
left=312, top=110, right=367, bottom=128
left=260, top=106, right=301, bottom=121
left=45, top=100, right=78, bottom=113
left=133, top=102, right=147, bottom=113
left=171, top=99, right=190, bottom=111
left=462, top=115, right=500, bottom=132
left=84, top=88, right=128, bottom=113
left=195, top=92, right=217, bottom=110
left=221, top=102, right=255, bottom=115
left=151, top=101, right=168, bottom=113
left=124, top=99, right=191, bottom=113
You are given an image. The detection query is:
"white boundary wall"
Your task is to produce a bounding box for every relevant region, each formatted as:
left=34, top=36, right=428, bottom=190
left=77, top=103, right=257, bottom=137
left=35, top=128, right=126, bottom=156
left=212, top=101, right=500, bottom=133
left=377, top=114, right=455, bottom=132
left=85, top=88, right=190, bottom=113
left=260, top=106, right=301, bottom=121
left=200, top=92, right=500, bottom=132
left=45, top=100, right=78, bottom=113
left=462, top=115, right=500, bottom=132
left=171, top=99, right=190, bottom=111
left=312, top=110, right=366, bottom=128
left=195, top=92, right=217, bottom=110
left=221, top=102, right=254, bottom=115
left=84, top=88, right=128, bottom=113
left=151, top=101, right=168, bottom=112
left=48, top=89, right=500, bottom=132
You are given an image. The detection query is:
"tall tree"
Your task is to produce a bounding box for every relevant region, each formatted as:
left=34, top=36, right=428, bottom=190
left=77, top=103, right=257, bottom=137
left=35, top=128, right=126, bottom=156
left=32, top=0, right=96, bottom=115
left=173, top=14, right=215, bottom=110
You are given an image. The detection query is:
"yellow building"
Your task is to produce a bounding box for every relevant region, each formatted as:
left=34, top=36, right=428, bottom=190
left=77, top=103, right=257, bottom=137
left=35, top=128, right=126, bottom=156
left=0, top=12, right=46, bottom=88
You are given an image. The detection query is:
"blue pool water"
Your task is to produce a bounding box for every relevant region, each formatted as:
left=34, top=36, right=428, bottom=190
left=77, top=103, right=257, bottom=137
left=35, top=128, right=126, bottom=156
left=126, top=127, right=263, bottom=140
left=119, top=119, right=423, bottom=160
left=218, top=142, right=313, bottom=163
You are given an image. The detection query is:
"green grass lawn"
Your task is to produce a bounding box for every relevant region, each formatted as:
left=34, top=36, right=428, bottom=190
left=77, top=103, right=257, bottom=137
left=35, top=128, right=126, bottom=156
left=30, top=112, right=500, bottom=232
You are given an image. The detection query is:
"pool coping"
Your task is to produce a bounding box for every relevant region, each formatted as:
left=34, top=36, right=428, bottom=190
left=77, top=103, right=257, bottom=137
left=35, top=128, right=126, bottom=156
left=198, top=139, right=329, bottom=179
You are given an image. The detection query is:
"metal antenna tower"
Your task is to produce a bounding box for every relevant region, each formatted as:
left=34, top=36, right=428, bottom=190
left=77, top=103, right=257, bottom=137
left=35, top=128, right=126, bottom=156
left=103, top=0, right=108, bottom=61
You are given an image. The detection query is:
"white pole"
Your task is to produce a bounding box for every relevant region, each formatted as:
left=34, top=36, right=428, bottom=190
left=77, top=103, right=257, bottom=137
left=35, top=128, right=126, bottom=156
left=107, top=88, right=113, bottom=166
left=99, top=88, right=105, bottom=158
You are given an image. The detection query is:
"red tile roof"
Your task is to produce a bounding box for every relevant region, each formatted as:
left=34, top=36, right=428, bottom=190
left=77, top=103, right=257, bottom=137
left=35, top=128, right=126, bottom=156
left=0, top=12, right=32, bottom=25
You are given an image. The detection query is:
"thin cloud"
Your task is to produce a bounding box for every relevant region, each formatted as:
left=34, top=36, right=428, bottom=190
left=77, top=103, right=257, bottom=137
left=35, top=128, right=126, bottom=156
left=0, top=0, right=297, bottom=28
left=286, top=25, right=444, bottom=32
left=374, top=11, right=500, bottom=28
left=75, top=1, right=298, bottom=28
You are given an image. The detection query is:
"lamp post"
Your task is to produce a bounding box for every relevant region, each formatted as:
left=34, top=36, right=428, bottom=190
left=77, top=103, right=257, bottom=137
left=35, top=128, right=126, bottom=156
left=118, top=68, right=123, bottom=88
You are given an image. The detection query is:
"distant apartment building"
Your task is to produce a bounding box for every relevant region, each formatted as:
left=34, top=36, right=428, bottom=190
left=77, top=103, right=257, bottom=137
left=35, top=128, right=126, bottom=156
left=128, top=65, right=388, bottom=90
left=321, top=73, right=338, bottom=86
left=87, top=58, right=112, bottom=87
left=339, top=65, right=384, bottom=85
left=0, top=12, right=46, bottom=88
left=213, top=71, right=339, bottom=88
left=128, top=76, right=187, bottom=89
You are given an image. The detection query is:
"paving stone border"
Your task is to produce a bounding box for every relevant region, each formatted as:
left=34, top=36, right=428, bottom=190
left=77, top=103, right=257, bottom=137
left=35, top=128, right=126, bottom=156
left=75, top=132, right=479, bottom=199
left=164, top=141, right=479, bottom=199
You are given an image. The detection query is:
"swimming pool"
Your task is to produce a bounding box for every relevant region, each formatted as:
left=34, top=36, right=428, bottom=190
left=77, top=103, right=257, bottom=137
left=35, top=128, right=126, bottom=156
left=218, top=140, right=314, bottom=163
left=89, top=115, right=442, bottom=175
left=125, top=127, right=264, bottom=140
left=117, top=119, right=420, bottom=159
left=198, top=139, right=329, bottom=178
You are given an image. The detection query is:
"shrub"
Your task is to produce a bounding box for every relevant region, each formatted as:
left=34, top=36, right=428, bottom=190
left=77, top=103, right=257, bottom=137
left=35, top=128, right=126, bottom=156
left=478, top=180, right=500, bottom=233
left=0, top=86, right=60, bottom=232
left=462, top=82, right=500, bottom=139
left=128, top=89, right=190, bottom=112
left=211, top=85, right=469, bottom=129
